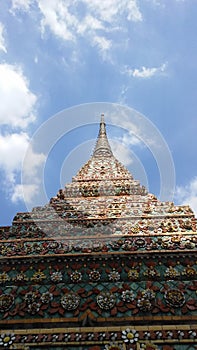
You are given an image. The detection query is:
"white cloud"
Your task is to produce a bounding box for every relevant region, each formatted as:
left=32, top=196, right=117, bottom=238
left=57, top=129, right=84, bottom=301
left=85, top=0, right=142, bottom=23
left=125, top=0, right=143, bottom=21
left=0, top=132, right=45, bottom=181
left=11, top=0, right=143, bottom=22
left=38, top=0, right=77, bottom=41
left=22, top=143, right=46, bottom=181
left=11, top=184, right=40, bottom=203
left=124, top=63, right=167, bottom=79
left=110, top=113, right=142, bottom=147
left=92, top=36, right=112, bottom=60
left=110, top=140, right=133, bottom=166
left=77, top=15, right=104, bottom=35
left=0, top=23, right=7, bottom=53
left=117, top=85, right=129, bottom=104
left=0, top=132, right=46, bottom=203
left=108, top=117, right=142, bottom=166
left=11, top=0, right=32, bottom=12
left=93, top=36, right=111, bottom=51
left=121, top=132, right=141, bottom=147
left=0, top=133, right=29, bottom=182
left=0, top=63, right=43, bottom=204
left=175, top=177, right=197, bottom=216
left=145, top=0, right=163, bottom=5
left=11, top=0, right=142, bottom=58
left=0, top=64, right=37, bottom=129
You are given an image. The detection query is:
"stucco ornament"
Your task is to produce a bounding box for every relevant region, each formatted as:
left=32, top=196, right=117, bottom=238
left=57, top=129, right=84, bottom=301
left=122, top=328, right=139, bottom=344
left=97, top=291, right=116, bottom=310
left=0, top=333, right=15, bottom=347
left=61, top=292, right=80, bottom=310
left=164, top=289, right=185, bottom=307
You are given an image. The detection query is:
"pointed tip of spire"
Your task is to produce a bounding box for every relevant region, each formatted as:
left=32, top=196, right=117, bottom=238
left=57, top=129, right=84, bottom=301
left=92, top=114, right=113, bottom=157
left=100, top=113, right=105, bottom=124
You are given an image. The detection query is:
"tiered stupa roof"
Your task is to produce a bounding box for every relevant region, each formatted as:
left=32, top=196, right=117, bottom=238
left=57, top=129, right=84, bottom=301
left=1, top=114, right=196, bottom=256
left=8, top=114, right=194, bottom=241
left=0, top=115, right=196, bottom=350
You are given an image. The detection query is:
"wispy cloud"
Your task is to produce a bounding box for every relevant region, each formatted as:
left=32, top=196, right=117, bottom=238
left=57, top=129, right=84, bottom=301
left=110, top=140, right=134, bottom=166
left=38, top=0, right=77, bottom=42
left=11, top=0, right=32, bottom=12
left=117, top=85, right=129, bottom=104
left=175, top=177, right=197, bottom=215
left=0, top=132, right=46, bottom=204
left=0, top=23, right=7, bottom=53
left=124, top=63, right=167, bottom=79
left=0, top=133, right=29, bottom=183
left=0, top=63, right=46, bottom=204
left=0, top=64, right=37, bottom=129
left=86, top=0, right=142, bottom=23
left=145, top=0, right=163, bottom=6
left=11, top=184, right=40, bottom=203
left=10, top=0, right=142, bottom=58
left=11, top=142, right=46, bottom=204
left=146, top=0, right=184, bottom=6
left=92, top=35, right=112, bottom=60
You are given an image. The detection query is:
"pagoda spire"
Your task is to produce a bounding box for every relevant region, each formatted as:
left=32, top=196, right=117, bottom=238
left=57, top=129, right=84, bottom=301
left=93, top=114, right=113, bottom=157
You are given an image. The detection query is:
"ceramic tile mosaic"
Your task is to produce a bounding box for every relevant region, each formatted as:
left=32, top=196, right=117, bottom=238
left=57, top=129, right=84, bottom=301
left=0, top=117, right=196, bottom=349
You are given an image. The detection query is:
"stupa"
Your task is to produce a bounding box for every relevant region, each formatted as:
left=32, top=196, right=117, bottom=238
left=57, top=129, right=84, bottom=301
left=0, top=115, right=196, bottom=349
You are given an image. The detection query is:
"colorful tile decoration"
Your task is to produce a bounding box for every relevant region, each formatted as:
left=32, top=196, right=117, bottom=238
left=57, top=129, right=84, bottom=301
left=0, top=115, right=196, bottom=349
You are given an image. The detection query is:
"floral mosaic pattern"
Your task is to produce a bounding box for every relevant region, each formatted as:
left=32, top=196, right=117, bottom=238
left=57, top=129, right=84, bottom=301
left=97, top=292, right=116, bottom=310
left=0, top=273, right=196, bottom=321
left=121, top=290, right=135, bottom=303
left=0, top=295, right=14, bottom=312
left=89, top=270, right=101, bottom=281
left=0, top=233, right=197, bottom=258
left=51, top=271, right=63, bottom=282
left=61, top=292, right=80, bottom=310
left=164, top=289, right=185, bottom=307
left=70, top=271, right=82, bottom=283
left=0, top=327, right=197, bottom=349
left=122, top=328, right=139, bottom=344
left=0, top=333, right=15, bottom=348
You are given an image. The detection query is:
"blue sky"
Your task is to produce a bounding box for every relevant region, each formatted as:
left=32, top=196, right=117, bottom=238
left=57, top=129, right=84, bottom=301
left=0, top=0, right=197, bottom=226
